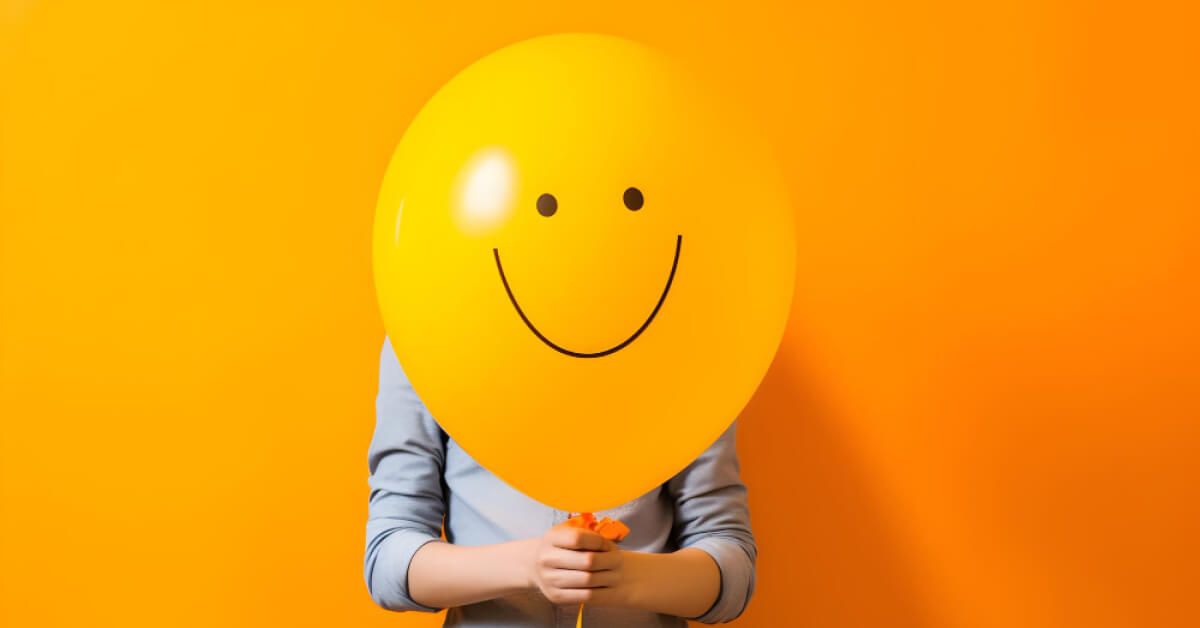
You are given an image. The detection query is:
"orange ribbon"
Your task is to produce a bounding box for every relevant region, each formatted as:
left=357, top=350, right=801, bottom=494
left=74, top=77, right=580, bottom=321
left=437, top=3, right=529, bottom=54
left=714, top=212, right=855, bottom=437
left=564, top=511, right=630, bottom=542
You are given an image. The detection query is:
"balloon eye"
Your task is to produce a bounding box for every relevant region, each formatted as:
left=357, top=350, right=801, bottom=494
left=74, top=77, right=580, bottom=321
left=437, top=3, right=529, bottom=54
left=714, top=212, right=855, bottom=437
left=623, top=187, right=644, bottom=211
left=536, top=193, right=557, bottom=217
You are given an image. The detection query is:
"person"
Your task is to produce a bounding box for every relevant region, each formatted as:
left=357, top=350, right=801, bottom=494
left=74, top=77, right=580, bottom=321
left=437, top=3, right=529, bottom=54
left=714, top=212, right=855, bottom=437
left=364, top=339, right=756, bottom=626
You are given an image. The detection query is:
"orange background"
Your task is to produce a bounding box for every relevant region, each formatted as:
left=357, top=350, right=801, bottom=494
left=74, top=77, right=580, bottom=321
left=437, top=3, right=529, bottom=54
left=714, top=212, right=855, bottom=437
left=2, top=2, right=1197, bottom=627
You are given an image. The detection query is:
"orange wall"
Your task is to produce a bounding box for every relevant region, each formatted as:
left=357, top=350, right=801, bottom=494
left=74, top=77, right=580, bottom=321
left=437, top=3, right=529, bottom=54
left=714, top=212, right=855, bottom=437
left=2, top=2, right=1197, bottom=627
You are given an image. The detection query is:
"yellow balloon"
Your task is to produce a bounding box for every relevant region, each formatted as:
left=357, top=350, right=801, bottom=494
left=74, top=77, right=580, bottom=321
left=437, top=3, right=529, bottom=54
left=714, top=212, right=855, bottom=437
left=373, top=34, right=794, bottom=513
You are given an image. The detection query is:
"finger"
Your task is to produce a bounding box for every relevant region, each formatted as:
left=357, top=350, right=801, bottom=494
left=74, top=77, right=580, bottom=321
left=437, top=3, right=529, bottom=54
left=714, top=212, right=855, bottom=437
left=580, top=585, right=621, bottom=606
left=541, top=547, right=622, bottom=571
left=543, top=587, right=594, bottom=605
left=546, top=568, right=620, bottom=589
left=548, top=525, right=606, bottom=550
left=548, top=525, right=607, bottom=551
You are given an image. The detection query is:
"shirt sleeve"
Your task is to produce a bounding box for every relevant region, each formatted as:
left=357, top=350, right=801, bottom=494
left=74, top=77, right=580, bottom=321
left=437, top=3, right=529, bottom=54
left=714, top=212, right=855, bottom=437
left=363, top=337, right=447, bottom=612
left=665, top=421, right=758, bottom=623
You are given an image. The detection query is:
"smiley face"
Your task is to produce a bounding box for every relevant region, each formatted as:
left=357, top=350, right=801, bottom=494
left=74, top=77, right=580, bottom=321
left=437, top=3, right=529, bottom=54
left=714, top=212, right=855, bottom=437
left=373, top=34, right=794, bottom=512
left=494, top=186, right=681, bottom=358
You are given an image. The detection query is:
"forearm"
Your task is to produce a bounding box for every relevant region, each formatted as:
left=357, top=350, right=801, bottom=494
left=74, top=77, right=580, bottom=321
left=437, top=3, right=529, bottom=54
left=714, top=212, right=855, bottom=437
left=617, top=548, right=720, bottom=619
left=407, top=538, right=537, bottom=609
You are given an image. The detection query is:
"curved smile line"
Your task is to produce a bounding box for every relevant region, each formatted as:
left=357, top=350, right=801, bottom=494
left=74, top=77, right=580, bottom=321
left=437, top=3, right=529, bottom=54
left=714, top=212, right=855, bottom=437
left=493, top=234, right=683, bottom=359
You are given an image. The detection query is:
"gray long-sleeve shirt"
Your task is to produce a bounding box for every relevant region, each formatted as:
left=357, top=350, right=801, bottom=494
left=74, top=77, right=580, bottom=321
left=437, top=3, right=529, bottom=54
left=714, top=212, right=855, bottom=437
left=364, top=338, right=756, bottom=626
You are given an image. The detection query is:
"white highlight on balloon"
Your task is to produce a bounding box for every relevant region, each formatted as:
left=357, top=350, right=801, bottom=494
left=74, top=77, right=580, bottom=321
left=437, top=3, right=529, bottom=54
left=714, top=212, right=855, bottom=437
left=456, top=148, right=515, bottom=234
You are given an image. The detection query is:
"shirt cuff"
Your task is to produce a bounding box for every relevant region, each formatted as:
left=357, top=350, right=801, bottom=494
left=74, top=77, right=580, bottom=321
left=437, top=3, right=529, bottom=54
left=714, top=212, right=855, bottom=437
left=369, top=529, right=444, bottom=612
left=683, top=536, right=756, bottom=623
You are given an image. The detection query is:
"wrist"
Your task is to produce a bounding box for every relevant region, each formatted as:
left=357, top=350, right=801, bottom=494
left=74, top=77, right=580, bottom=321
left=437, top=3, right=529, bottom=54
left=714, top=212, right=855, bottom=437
left=512, top=538, right=540, bottom=592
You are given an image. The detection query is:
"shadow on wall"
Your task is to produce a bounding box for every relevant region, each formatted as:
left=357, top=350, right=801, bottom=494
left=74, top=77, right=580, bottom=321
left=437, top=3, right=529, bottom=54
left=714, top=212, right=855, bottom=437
left=731, top=347, right=933, bottom=627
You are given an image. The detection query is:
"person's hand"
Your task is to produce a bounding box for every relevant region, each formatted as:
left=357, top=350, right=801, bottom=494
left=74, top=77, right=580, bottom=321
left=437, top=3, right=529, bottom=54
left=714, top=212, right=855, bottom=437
left=529, top=523, right=625, bottom=605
